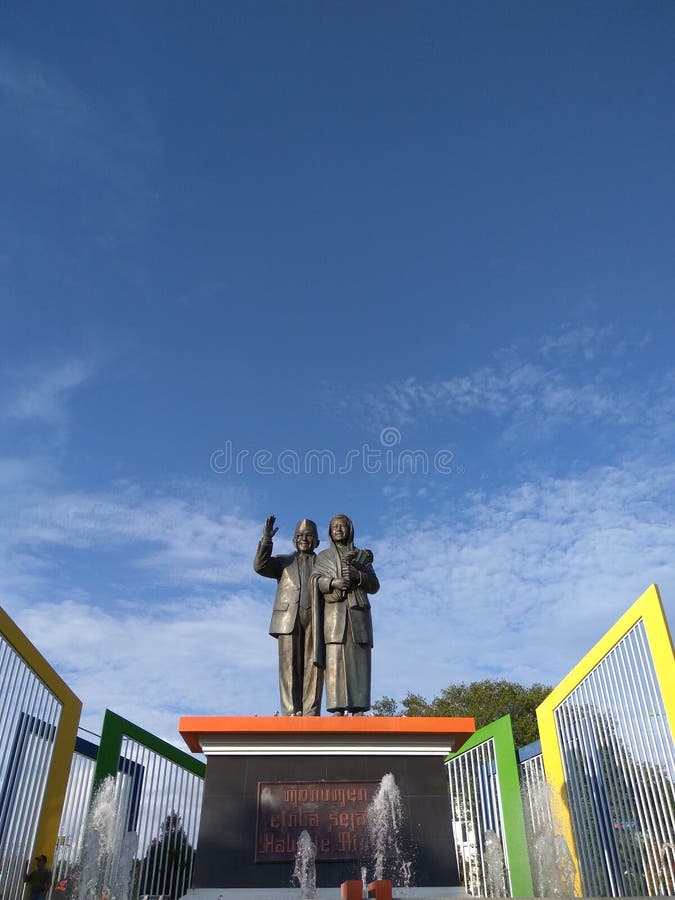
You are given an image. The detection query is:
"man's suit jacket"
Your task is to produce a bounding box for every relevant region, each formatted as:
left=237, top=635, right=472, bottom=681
left=254, top=540, right=314, bottom=636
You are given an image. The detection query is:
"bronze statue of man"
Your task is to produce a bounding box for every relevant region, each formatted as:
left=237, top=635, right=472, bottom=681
left=254, top=515, right=324, bottom=716
left=311, top=514, right=379, bottom=716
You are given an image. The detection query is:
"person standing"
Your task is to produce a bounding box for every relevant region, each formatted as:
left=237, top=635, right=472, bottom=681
left=254, top=515, right=324, bottom=716
left=24, top=855, right=51, bottom=900
left=311, top=514, right=379, bottom=715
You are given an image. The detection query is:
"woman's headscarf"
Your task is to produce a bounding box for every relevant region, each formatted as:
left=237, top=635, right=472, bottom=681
left=328, top=514, right=354, bottom=552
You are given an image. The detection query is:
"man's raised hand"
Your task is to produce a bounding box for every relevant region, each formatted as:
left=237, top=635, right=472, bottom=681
left=263, top=515, right=279, bottom=540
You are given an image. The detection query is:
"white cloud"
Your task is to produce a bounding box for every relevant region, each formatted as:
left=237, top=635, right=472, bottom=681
left=7, top=591, right=278, bottom=746
left=357, top=362, right=640, bottom=430
left=371, top=461, right=675, bottom=706
left=4, top=450, right=675, bottom=747
left=2, top=326, right=675, bottom=747
left=1, top=356, right=97, bottom=426
left=538, top=323, right=615, bottom=360
left=0, top=475, right=263, bottom=602
left=344, top=323, right=670, bottom=438
left=1, top=471, right=284, bottom=743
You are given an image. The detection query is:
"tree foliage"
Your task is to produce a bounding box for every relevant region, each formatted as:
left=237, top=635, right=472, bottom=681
left=372, top=679, right=552, bottom=747
left=137, top=811, right=195, bottom=900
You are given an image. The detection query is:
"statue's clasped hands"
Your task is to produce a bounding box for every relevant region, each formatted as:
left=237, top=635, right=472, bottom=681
left=332, top=572, right=354, bottom=591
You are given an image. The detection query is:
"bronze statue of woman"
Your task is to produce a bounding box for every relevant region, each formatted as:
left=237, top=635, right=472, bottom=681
left=311, top=514, right=379, bottom=715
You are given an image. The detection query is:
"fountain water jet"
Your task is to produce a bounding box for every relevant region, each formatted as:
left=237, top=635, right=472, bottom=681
left=367, top=773, right=413, bottom=888
left=361, top=865, right=368, bottom=898
left=483, top=830, right=507, bottom=897
left=291, top=829, right=317, bottom=899
left=522, top=778, right=576, bottom=897
left=78, top=776, right=138, bottom=900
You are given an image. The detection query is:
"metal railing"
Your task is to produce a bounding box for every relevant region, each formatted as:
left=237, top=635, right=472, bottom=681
left=0, top=609, right=81, bottom=900
left=554, top=620, right=675, bottom=896
left=537, top=584, right=675, bottom=897
left=52, top=735, right=98, bottom=889
left=446, top=715, right=534, bottom=897
left=87, top=710, right=206, bottom=900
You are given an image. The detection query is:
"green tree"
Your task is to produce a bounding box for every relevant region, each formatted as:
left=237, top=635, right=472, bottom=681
left=137, top=811, right=195, bottom=900
left=372, top=679, right=551, bottom=747
left=370, top=696, right=401, bottom=717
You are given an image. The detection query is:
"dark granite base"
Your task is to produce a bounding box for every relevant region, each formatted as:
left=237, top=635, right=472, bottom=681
left=194, top=754, right=458, bottom=890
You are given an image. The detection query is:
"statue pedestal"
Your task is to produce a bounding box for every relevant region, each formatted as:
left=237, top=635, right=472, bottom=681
left=179, top=716, right=474, bottom=896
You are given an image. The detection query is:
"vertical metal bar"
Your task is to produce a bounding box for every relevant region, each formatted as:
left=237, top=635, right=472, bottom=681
left=477, top=741, right=491, bottom=895
left=63, top=753, right=81, bottom=863
left=189, top=768, right=203, bottom=892
left=149, top=749, right=165, bottom=897
left=466, top=746, right=479, bottom=896
left=556, top=697, right=597, bottom=895
left=633, top=625, right=675, bottom=774
left=158, top=755, right=171, bottom=898
left=8, top=672, right=45, bottom=865
left=447, top=762, right=458, bottom=887
left=629, top=626, right=675, bottom=893
left=581, top=677, right=622, bottom=896
left=471, top=744, right=485, bottom=895
left=73, top=755, right=95, bottom=859
left=610, top=633, right=664, bottom=893
left=156, top=752, right=171, bottom=896
left=458, top=749, right=475, bottom=894
left=457, top=754, right=473, bottom=894
left=137, top=743, right=150, bottom=899
left=612, top=630, right=668, bottom=887
left=0, top=646, right=31, bottom=899
left=608, top=634, right=664, bottom=893
left=487, top=739, right=500, bottom=835
left=173, top=764, right=185, bottom=898
left=181, top=763, right=194, bottom=896
left=188, top=767, right=201, bottom=893
left=578, top=672, right=624, bottom=896
left=554, top=702, right=581, bottom=886
left=624, top=624, right=675, bottom=895
left=447, top=761, right=460, bottom=890
left=0, top=648, right=31, bottom=833
left=168, top=761, right=181, bottom=899
left=570, top=688, right=612, bottom=896
left=176, top=769, right=190, bottom=895
left=593, top=650, right=646, bottom=892
left=466, top=749, right=478, bottom=895
left=0, top=640, right=25, bottom=749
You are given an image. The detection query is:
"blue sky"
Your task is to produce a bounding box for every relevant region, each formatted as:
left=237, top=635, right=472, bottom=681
left=2, top=2, right=675, bottom=745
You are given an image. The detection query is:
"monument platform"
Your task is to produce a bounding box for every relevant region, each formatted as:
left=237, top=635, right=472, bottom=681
left=179, top=715, right=475, bottom=755
left=179, top=716, right=475, bottom=893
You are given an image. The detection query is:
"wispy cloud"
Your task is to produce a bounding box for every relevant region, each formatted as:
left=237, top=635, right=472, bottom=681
left=343, top=323, right=668, bottom=440
left=0, top=47, right=86, bottom=127
left=1, top=469, right=279, bottom=741
left=538, top=323, right=615, bottom=359
left=372, top=460, right=675, bottom=703
left=4, top=445, right=675, bottom=744
left=11, top=593, right=276, bottom=744
left=538, top=324, right=651, bottom=361
left=1, top=356, right=97, bottom=426
left=0, top=476, right=262, bottom=599
left=2, top=325, right=673, bottom=745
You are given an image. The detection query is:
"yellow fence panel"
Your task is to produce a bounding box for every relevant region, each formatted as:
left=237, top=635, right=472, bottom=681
left=537, top=584, right=675, bottom=897
left=0, top=607, right=81, bottom=898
